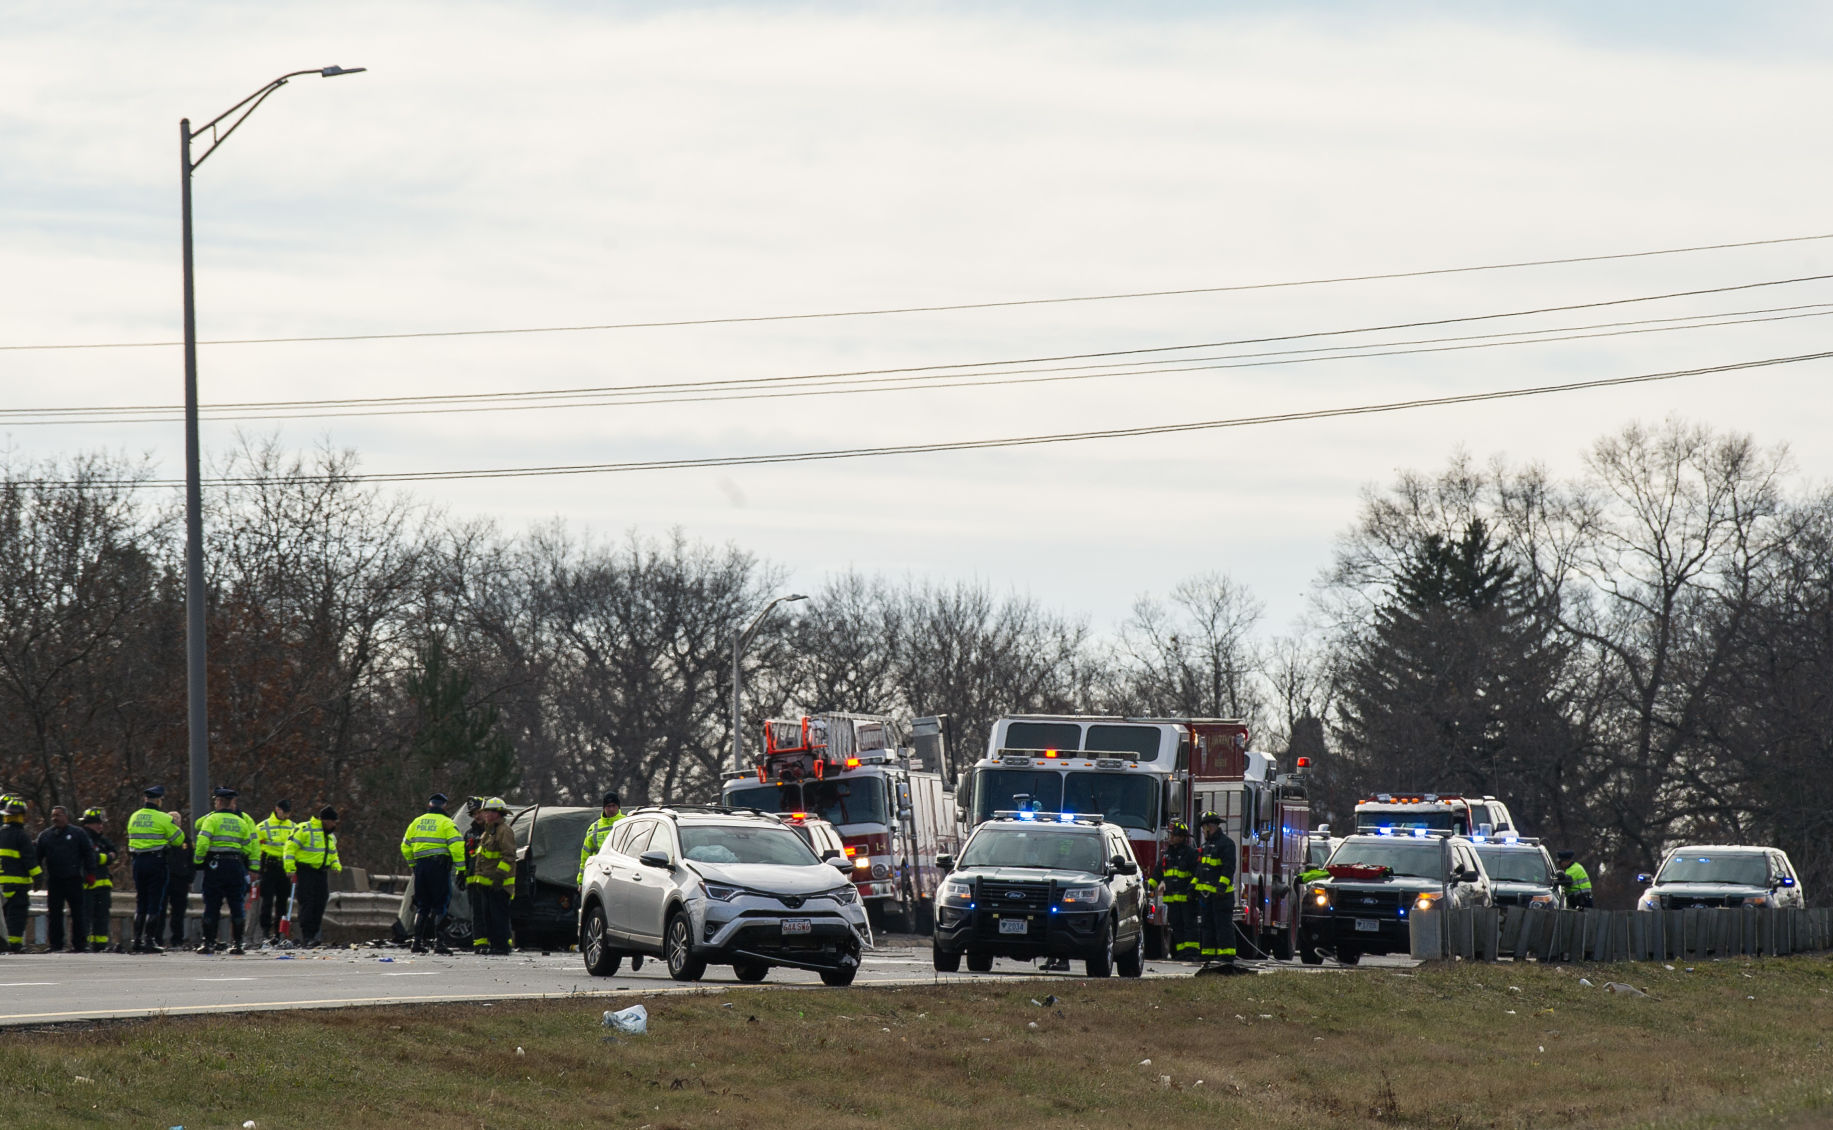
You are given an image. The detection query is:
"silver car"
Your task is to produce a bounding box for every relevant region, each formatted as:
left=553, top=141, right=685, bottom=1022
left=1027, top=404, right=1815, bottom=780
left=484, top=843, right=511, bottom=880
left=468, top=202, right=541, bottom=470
left=578, top=805, right=870, bottom=985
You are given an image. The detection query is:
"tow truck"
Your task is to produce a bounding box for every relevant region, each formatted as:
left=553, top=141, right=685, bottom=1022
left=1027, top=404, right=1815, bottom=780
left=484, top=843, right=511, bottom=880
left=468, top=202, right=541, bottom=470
left=956, top=714, right=1311, bottom=960
left=1353, top=793, right=1518, bottom=836
left=721, top=712, right=961, bottom=930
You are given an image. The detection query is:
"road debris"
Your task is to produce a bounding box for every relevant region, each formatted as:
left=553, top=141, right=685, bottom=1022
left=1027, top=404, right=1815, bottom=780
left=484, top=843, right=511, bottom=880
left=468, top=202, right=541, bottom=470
left=604, top=1005, right=649, bottom=1034
left=1603, top=983, right=1648, bottom=997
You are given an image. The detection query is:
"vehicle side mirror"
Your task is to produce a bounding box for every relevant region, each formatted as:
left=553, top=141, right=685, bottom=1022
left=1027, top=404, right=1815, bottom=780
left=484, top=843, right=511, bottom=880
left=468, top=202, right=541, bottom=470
left=638, top=849, right=673, bottom=870
left=1635, top=873, right=1652, bottom=884
left=820, top=847, right=841, bottom=860
left=1112, top=856, right=1138, bottom=876
left=831, top=857, right=855, bottom=873
left=936, top=853, right=954, bottom=873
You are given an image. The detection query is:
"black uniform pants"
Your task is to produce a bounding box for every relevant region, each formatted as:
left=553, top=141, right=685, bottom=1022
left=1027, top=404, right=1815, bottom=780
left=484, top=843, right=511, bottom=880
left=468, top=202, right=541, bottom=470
left=1166, top=897, right=1199, bottom=959
left=257, top=857, right=289, bottom=933
left=2, top=888, right=28, bottom=950
left=293, top=865, right=330, bottom=944
left=86, top=885, right=113, bottom=949
left=1199, top=888, right=1237, bottom=961
left=166, top=876, right=192, bottom=946
left=200, top=855, right=249, bottom=945
left=411, top=857, right=453, bottom=945
left=477, top=885, right=511, bottom=952
left=131, top=852, right=168, bottom=943
left=44, top=874, right=87, bottom=951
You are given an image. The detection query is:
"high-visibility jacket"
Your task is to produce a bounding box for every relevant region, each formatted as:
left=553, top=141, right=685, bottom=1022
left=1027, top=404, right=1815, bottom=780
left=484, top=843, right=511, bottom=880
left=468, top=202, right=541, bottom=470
left=283, top=818, right=341, bottom=874
left=0, top=819, right=40, bottom=891
left=194, top=809, right=261, bottom=866
left=254, top=813, right=295, bottom=862
left=1562, top=862, right=1592, bottom=897
left=400, top=811, right=465, bottom=865
left=86, top=831, right=117, bottom=890
left=1155, top=841, right=1199, bottom=903
left=126, top=806, right=184, bottom=855
left=1194, top=831, right=1237, bottom=896
left=1297, top=866, right=1330, bottom=885
left=471, top=821, right=516, bottom=890
left=577, top=812, right=624, bottom=885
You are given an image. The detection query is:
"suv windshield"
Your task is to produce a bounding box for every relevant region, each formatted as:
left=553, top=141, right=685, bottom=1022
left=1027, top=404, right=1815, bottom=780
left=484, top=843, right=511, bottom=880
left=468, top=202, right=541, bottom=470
left=1327, top=840, right=1446, bottom=880
left=1657, top=853, right=1768, bottom=887
left=1475, top=847, right=1552, bottom=884
left=971, top=768, right=1064, bottom=824
left=725, top=778, right=890, bottom=828
left=1062, top=773, right=1157, bottom=831
left=680, top=824, right=819, bottom=867
left=960, top=828, right=1106, bottom=873
left=1356, top=810, right=1465, bottom=834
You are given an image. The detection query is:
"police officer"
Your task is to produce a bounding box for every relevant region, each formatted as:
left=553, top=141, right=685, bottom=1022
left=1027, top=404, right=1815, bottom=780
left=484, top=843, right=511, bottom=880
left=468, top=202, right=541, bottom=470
left=1556, top=850, right=1594, bottom=909
left=194, top=786, right=261, bottom=955
left=577, top=791, right=624, bottom=887
left=472, top=797, right=516, bottom=955
left=35, top=805, right=96, bottom=953
left=126, top=786, right=184, bottom=953
left=284, top=806, right=342, bottom=948
left=1193, top=811, right=1238, bottom=965
left=164, top=811, right=197, bottom=949
left=0, top=796, right=39, bottom=953
left=79, top=809, right=117, bottom=952
left=462, top=796, right=489, bottom=954
left=400, top=793, right=465, bottom=955
left=1155, top=821, right=1200, bottom=961
left=253, top=799, right=294, bottom=943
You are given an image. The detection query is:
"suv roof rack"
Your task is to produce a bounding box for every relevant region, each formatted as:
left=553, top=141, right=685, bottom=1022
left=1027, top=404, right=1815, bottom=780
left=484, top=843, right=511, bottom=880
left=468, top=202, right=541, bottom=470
left=626, top=803, right=773, bottom=820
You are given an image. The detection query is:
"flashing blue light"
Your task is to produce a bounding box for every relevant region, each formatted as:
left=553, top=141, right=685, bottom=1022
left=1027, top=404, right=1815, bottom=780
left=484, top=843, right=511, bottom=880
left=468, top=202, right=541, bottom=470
left=1411, top=827, right=1429, bottom=838
left=1378, top=825, right=1394, bottom=835
left=1398, top=907, right=1408, bottom=918
left=969, top=903, right=977, bottom=909
left=1058, top=812, right=1076, bottom=824
left=1470, top=834, right=1488, bottom=843
left=1017, top=811, right=1036, bottom=821
left=1502, top=834, right=1519, bottom=844
left=1050, top=906, right=1059, bottom=914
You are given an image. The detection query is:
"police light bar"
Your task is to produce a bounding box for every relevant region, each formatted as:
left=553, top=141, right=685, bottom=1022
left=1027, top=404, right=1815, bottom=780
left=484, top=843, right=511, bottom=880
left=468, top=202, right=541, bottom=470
left=991, top=810, right=1105, bottom=825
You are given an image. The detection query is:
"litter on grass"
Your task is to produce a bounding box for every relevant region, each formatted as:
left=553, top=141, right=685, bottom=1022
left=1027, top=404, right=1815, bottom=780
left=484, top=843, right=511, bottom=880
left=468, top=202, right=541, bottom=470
left=603, top=1004, right=649, bottom=1034
left=1603, top=983, right=1648, bottom=997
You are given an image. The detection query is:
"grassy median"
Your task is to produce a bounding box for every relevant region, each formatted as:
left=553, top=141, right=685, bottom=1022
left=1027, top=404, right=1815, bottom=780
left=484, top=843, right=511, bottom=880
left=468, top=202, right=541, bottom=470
left=3, top=956, right=1832, bottom=1129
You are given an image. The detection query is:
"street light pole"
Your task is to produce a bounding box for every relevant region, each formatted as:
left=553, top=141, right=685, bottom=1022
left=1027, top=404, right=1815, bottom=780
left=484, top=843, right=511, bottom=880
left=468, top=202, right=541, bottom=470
left=730, top=594, right=807, bottom=774
left=180, top=66, right=366, bottom=825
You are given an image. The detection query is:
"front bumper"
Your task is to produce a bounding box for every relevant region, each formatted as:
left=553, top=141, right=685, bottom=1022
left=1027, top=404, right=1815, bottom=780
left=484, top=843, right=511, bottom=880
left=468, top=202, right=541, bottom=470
left=933, top=904, right=1107, bottom=958
left=694, top=894, right=870, bottom=970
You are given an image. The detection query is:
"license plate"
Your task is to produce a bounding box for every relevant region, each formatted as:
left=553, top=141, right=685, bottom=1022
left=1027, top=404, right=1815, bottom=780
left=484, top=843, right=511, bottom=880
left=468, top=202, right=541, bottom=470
left=1354, top=918, right=1380, bottom=933
left=781, top=919, right=811, bottom=935
left=998, top=917, right=1029, bottom=935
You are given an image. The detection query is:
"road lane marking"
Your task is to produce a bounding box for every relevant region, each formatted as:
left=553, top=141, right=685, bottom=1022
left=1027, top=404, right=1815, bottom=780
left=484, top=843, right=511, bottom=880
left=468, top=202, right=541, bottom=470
left=194, top=977, right=257, bottom=982
left=380, top=971, right=440, bottom=976
left=0, top=982, right=59, bottom=987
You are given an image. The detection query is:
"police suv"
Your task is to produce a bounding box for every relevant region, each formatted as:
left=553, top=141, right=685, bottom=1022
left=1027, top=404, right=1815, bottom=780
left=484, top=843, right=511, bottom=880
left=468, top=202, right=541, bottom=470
left=1300, top=830, right=1493, bottom=964
left=1469, top=835, right=1564, bottom=910
left=932, top=811, right=1147, bottom=978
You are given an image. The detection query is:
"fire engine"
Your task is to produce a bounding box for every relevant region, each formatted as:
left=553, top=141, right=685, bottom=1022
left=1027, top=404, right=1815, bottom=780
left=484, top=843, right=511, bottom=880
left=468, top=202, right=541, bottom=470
left=956, top=714, right=1311, bottom=960
left=1353, top=793, right=1519, bottom=836
left=721, top=712, right=962, bottom=930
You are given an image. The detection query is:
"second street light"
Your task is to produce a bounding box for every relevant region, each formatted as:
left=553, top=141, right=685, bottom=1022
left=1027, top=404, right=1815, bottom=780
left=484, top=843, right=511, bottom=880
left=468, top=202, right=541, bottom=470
left=180, top=65, right=366, bottom=827
left=731, top=594, right=808, bottom=773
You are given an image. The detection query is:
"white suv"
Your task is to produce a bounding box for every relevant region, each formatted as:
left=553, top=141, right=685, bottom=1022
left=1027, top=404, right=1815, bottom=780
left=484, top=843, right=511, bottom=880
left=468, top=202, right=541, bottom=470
left=1636, top=845, right=1806, bottom=911
left=578, top=805, right=870, bottom=985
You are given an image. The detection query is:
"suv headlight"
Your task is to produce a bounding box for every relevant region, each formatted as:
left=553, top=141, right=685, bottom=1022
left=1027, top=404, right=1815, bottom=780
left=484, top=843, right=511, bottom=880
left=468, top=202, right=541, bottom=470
left=1060, top=885, right=1103, bottom=905
left=703, top=882, right=743, bottom=902
left=940, top=879, right=973, bottom=903
left=829, top=885, right=859, bottom=906
left=1309, top=884, right=1330, bottom=908
left=1637, top=891, right=1658, bottom=911
left=1413, top=893, right=1441, bottom=911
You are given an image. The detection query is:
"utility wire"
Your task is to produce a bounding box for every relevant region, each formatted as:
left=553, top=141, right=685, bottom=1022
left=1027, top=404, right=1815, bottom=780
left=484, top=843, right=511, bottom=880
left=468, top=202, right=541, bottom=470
left=5, top=231, right=1832, bottom=353
left=44, top=350, right=1830, bottom=489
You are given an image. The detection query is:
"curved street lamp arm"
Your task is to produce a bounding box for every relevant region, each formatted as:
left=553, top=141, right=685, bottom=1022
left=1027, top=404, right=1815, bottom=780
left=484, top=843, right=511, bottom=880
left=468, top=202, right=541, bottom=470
left=188, top=68, right=362, bottom=172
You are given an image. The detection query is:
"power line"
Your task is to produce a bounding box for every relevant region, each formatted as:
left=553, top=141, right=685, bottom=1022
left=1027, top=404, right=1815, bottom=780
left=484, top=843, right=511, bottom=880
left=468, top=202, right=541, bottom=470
left=43, top=350, right=1830, bottom=489
left=6, top=231, right=1833, bottom=353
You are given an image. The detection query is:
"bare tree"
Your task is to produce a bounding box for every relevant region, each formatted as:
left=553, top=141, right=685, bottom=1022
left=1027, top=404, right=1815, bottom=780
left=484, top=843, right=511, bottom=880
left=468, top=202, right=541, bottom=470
left=1117, top=572, right=1265, bottom=724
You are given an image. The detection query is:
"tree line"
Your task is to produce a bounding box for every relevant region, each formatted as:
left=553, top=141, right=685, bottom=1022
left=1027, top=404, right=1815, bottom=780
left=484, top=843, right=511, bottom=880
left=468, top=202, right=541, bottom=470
left=2, top=420, right=1827, bottom=904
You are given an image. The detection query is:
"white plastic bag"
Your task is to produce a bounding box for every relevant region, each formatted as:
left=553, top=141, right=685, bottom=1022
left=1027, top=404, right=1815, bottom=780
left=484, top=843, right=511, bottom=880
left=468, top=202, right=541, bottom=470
left=603, top=1004, right=649, bottom=1034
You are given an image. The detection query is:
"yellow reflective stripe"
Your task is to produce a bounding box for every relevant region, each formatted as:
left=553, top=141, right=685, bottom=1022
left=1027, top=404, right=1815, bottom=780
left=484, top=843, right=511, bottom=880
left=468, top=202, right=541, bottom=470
left=0, top=848, right=18, bottom=858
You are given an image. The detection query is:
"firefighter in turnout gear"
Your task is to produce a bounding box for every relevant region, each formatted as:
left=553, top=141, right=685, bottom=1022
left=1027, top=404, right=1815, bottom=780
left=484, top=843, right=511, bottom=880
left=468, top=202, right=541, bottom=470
left=253, top=799, right=294, bottom=942
left=126, top=785, right=184, bottom=953
left=472, top=797, right=517, bottom=954
left=462, top=796, right=489, bottom=953
left=1194, top=811, right=1238, bottom=964
left=400, top=793, right=465, bottom=954
left=1556, top=850, right=1594, bottom=909
left=80, top=809, right=117, bottom=951
left=1154, top=821, right=1200, bottom=961
left=577, top=791, right=624, bottom=887
left=1, top=796, right=39, bottom=953
left=193, top=786, right=260, bottom=954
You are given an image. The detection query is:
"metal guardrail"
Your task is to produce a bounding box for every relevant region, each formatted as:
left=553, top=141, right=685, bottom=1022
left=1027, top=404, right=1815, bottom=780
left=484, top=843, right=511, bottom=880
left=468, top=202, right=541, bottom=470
left=1411, top=905, right=1833, bottom=962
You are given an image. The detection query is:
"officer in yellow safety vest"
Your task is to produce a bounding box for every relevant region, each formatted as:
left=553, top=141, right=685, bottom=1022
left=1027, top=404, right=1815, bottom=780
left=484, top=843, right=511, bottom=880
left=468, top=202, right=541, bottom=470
left=284, top=807, right=342, bottom=948
left=193, top=786, right=261, bottom=955
left=400, top=794, right=465, bottom=954
left=1556, top=850, right=1594, bottom=909
left=471, top=797, right=517, bottom=955
left=0, top=796, right=40, bottom=953
left=253, top=799, right=294, bottom=943
left=577, top=791, right=624, bottom=886
left=1193, top=810, right=1238, bottom=965
left=126, top=785, right=185, bottom=953
left=79, top=809, right=118, bottom=952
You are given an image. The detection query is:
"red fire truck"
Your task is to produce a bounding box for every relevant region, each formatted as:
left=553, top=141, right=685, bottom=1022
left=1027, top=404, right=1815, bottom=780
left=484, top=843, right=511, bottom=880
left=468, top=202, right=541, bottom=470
left=721, top=712, right=961, bottom=930
left=957, top=714, right=1311, bottom=960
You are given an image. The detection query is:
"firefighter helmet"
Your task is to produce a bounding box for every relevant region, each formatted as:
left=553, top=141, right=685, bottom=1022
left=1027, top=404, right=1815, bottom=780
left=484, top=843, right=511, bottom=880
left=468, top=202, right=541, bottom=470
left=481, top=796, right=510, bottom=813
left=1199, top=810, right=1223, bottom=827
left=1169, top=821, right=1191, bottom=837
left=80, top=807, right=105, bottom=823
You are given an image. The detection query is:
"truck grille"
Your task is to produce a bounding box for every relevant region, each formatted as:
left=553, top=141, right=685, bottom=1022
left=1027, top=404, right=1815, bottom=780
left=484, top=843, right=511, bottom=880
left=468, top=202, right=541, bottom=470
left=981, top=880, right=1051, bottom=912
left=1336, top=889, right=1407, bottom=917
left=1662, top=895, right=1732, bottom=910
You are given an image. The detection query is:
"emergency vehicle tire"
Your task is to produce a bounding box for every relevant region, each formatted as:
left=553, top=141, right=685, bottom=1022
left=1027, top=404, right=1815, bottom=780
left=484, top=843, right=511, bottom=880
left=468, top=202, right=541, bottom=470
left=932, top=946, right=962, bottom=973
left=732, top=959, right=769, bottom=983
left=581, top=906, right=622, bottom=977
left=1116, top=923, right=1144, bottom=978
left=1269, top=927, right=1294, bottom=962
left=1084, top=919, right=1116, bottom=978
left=819, top=965, right=858, bottom=987
left=664, top=911, right=707, bottom=982
left=1333, top=946, right=1361, bottom=966
left=965, top=951, right=994, bottom=973
left=1299, top=941, right=1323, bottom=966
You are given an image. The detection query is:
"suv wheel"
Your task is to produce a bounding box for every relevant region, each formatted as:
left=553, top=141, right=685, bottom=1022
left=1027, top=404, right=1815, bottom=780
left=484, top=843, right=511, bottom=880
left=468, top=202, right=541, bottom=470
left=732, top=959, right=769, bottom=983
left=581, top=906, right=622, bottom=977
left=965, top=951, right=993, bottom=973
left=1334, top=945, right=1361, bottom=966
left=1116, top=919, right=1144, bottom=978
left=1085, top=919, right=1115, bottom=978
left=819, top=965, right=857, bottom=987
left=933, top=945, right=962, bottom=973
left=664, top=910, right=707, bottom=982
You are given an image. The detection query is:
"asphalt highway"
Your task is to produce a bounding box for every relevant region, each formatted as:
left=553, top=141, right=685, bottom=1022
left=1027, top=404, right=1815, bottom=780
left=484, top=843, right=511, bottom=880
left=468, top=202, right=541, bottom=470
left=0, top=941, right=1408, bottom=1027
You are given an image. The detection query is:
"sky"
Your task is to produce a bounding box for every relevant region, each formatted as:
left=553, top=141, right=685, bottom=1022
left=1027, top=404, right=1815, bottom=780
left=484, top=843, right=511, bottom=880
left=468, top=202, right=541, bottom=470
left=5, top=1, right=1833, bottom=636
